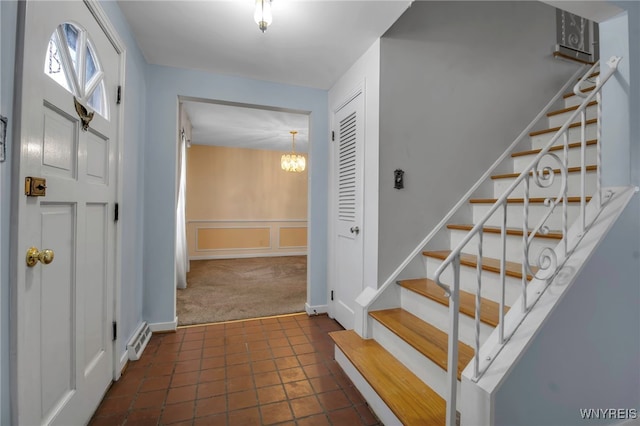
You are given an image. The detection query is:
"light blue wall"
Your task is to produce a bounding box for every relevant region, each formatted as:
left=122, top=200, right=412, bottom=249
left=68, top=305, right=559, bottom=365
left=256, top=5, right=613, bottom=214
left=143, top=65, right=328, bottom=325
left=493, top=197, right=640, bottom=426
left=600, top=11, right=631, bottom=186
left=99, top=0, right=148, bottom=356
left=0, top=2, right=18, bottom=423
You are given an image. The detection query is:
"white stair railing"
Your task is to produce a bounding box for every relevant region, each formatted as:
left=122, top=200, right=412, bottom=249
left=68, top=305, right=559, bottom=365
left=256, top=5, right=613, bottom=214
left=433, top=56, right=622, bottom=426
left=361, top=63, right=591, bottom=337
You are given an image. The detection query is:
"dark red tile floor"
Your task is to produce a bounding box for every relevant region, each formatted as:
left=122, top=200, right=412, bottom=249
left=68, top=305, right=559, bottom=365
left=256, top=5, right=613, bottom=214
left=89, top=313, right=381, bottom=426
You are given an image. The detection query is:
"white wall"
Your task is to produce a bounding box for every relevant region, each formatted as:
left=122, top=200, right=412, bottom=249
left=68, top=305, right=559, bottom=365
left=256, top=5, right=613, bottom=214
left=377, top=1, right=577, bottom=282
left=328, top=39, right=381, bottom=296
left=143, top=65, right=328, bottom=327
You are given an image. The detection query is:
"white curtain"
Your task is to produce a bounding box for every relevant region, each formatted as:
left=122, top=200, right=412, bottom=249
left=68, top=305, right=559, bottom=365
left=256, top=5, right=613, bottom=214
left=176, top=131, right=189, bottom=289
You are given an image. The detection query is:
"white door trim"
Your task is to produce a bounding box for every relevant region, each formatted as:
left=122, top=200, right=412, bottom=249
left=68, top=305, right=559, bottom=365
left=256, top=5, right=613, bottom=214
left=83, top=0, right=127, bottom=380
left=174, top=96, right=312, bottom=323
left=328, top=82, right=365, bottom=326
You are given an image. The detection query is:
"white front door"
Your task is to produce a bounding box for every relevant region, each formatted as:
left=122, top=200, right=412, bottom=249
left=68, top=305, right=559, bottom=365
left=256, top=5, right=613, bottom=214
left=12, top=1, right=120, bottom=424
left=331, top=91, right=365, bottom=330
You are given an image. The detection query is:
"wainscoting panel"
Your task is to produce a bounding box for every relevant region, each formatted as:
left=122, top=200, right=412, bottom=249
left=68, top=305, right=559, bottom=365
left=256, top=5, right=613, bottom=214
left=188, top=220, right=308, bottom=259
left=279, top=227, right=308, bottom=248
left=197, top=227, right=271, bottom=250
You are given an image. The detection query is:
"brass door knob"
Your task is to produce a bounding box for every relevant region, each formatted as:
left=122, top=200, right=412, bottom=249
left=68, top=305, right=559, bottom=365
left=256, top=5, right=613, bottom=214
left=26, top=247, right=55, bottom=267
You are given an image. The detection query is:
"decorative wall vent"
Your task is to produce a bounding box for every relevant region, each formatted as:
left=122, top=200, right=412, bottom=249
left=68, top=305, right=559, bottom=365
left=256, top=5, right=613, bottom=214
left=127, top=322, right=152, bottom=361
left=554, top=9, right=599, bottom=64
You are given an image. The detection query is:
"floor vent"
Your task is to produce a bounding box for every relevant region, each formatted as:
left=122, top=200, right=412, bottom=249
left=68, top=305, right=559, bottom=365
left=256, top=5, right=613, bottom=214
left=127, top=322, right=151, bottom=361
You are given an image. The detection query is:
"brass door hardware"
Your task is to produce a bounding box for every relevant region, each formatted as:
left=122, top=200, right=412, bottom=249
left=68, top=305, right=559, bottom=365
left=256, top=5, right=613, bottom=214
left=25, top=177, right=46, bottom=196
left=26, top=247, right=54, bottom=267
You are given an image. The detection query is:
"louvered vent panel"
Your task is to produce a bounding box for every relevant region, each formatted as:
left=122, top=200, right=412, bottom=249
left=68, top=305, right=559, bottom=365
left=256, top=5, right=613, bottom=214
left=338, top=111, right=357, bottom=221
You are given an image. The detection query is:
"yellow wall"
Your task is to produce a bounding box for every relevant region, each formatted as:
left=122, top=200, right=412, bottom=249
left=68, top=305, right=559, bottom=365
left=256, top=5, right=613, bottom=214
left=186, top=144, right=308, bottom=258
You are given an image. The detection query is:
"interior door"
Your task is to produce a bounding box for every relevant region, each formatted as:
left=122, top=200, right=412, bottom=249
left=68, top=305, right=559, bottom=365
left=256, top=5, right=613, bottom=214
left=331, top=91, right=364, bottom=330
left=12, top=1, right=119, bottom=424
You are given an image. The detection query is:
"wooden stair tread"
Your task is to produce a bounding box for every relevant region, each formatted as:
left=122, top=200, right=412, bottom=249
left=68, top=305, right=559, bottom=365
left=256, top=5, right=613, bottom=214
left=369, top=308, right=474, bottom=381
left=399, top=278, right=508, bottom=328
left=422, top=250, right=535, bottom=280
left=469, top=196, right=592, bottom=204
left=447, top=224, right=562, bottom=240
left=529, top=118, right=597, bottom=137
left=511, top=139, right=597, bottom=158
left=330, top=329, right=446, bottom=425
left=547, top=100, right=597, bottom=117
left=491, top=165, right=597, bottom=180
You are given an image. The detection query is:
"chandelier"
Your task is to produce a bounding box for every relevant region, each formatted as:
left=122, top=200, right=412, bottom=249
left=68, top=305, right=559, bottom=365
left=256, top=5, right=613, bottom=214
left=254, top=0, right=273, bottom=33
left=281, top=131, right=306, bottom=172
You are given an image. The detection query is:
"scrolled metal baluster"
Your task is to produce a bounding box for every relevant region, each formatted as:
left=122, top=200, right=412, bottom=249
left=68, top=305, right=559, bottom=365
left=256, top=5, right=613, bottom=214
left=523, top=153, right=567, bottom=282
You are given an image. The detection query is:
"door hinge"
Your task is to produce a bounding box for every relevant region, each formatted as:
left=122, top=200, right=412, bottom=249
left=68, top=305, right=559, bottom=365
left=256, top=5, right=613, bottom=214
left=112, top=321, right=117, bottom=341
left=114, top=203, right=119, bottom=222
left=331, top=290, right=334, bottom=301
left=116, top=86, right=122, bottom=105
left=331, top=131, right=335, bottom=142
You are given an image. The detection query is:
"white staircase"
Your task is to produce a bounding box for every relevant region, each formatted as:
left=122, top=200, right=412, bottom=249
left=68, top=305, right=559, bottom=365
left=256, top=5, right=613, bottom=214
left=330, top=58, right=625, bottom=425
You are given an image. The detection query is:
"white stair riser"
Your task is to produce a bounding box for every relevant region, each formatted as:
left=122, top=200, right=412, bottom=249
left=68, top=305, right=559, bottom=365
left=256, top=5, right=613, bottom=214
left=449, top=229, right=561, bottom=265
left=493, top=171, right=597, bottom=198
left=530, top=123, right=596, bottom=150
left=371, top=319, right=462, bottom=403
left=512, top=145, right=597, bottom=172
left=425, top=257, right=522, bottom=306
left=400, top=287, right=494, bottom=348
left=334, top=348, right=402, bottom=426
left=473, top=202, right=581, bottom=230
left=547, top=104, right=598, bottom=128
left=564, top=88, right=596, bottom=108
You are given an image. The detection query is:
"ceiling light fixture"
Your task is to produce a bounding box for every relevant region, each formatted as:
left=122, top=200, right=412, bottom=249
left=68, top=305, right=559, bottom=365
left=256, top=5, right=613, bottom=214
left=254, top=0, right=273, bottom=33
left=281, top=131, right=306, bottom=172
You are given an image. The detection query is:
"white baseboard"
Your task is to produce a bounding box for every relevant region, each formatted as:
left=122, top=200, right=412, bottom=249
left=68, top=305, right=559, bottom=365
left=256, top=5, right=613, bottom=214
left=149, top=317, right=178, bottom=332
left=127, top=322, right=151, bottom=360
left=190, top=252, right=307, bottom=261
left=305, top=303, right=328, bottom=316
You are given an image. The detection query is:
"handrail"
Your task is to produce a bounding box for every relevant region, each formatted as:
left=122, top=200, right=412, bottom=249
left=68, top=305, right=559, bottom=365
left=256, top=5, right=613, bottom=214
left=435, top=56, right=621, bottom=426
left=361, top=63, right=589, bottom=337
left=573, top=60, right=600, bottom=98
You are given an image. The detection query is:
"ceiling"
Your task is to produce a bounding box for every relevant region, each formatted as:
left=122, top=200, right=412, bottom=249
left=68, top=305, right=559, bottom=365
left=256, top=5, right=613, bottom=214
left=119, top=0, right=411, bottom=152
left=182, top=100, right=310, bottom=153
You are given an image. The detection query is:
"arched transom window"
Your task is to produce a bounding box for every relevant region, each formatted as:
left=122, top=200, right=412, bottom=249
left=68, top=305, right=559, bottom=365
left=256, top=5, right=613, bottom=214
left=44, top=22, right=108, bottom=119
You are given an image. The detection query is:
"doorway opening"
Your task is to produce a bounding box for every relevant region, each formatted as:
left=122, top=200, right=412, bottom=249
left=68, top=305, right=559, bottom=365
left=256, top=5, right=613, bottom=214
left=176, top=97, right=310, bottom=326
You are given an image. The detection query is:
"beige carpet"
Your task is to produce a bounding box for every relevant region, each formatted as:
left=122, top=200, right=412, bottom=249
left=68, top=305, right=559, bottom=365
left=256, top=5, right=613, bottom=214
left=177, top=256, right=307, bottom=326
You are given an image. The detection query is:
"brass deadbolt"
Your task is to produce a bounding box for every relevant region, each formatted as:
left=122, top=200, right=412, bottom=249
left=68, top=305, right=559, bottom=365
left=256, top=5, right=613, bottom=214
left=25, top=177, right=47, bottom=196
left=26, top=247, right=54, bottom=267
